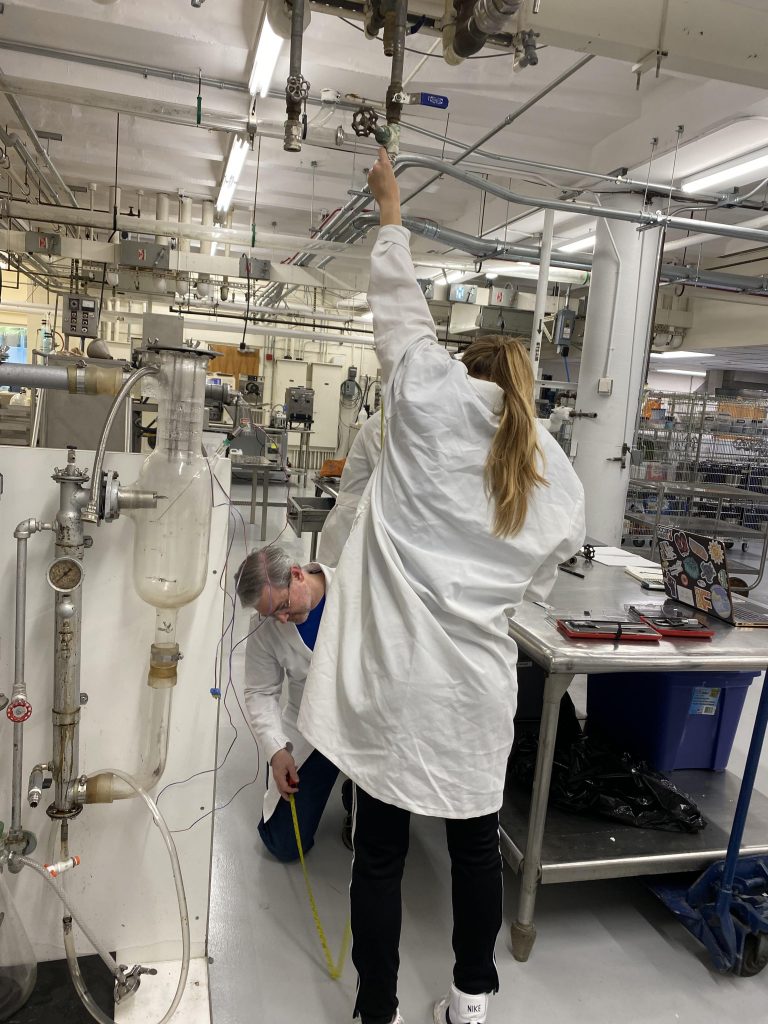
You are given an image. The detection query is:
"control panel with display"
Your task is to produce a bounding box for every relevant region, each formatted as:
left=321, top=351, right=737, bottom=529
left=65, top=295, right=100, bottom=339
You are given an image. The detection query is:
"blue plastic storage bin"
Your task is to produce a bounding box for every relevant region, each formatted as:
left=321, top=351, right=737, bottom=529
left=586, top=670, right=759, bottom=772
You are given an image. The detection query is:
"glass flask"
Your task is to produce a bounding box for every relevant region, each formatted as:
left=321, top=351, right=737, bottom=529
left=126, top=347, right=213, bottom=613
left=0, top=864, right=37, bottom=1021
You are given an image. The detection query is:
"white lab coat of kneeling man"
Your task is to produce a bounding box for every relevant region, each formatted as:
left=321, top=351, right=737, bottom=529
left=244, top=563, right=334, bottom=824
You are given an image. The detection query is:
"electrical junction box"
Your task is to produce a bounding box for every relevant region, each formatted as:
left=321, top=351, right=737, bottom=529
left=65, top=295, right=99, bottom=339
left=449, top=283, right=478, bottom=303
left=488, top=285, right=516, bottom=308
left=119, top=240, right=170, bottom=270
left=25, top=231, right=61, bottom=256
left=239, top=255, right=271, bottom=281
left=554, top=308, right=577, bottom=352
left=598, top=377, right=614, bottom=396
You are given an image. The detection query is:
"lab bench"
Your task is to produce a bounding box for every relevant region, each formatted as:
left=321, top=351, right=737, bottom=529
left=503, top=560, right=768, bottom=961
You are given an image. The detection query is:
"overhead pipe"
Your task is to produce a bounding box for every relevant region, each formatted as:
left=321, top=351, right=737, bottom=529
left=393, top=153, right=768, bottom=249
left=380, top=0, right=408, bottom=156
left=284, top=0, right=308, bottom=152
left=448, top=0, right=522, bottom=62
left=353, top=212, right=768, bottom=297
left=0, top=126, right=59, bottom=205
left=0, top=72, right=79, bottom=209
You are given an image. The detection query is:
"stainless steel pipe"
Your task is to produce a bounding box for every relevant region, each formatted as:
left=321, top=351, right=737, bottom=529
left=81, top=365, right=159, bottom=524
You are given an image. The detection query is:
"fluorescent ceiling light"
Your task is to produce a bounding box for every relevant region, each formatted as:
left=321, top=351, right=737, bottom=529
left=682, top=148, right=768, bottom=194
left=650, top=351, right=714, bottom=359
left=359, top=311, right=373, bottom=322
left=655, top=368, right=707, bottom=377
left=210, top=241, right=218, bottom=257
left=558, top=233, right=596, bottom=253
left=249, top=17, right=284, bottom=98
left=216, top=136, right=249, bottom=214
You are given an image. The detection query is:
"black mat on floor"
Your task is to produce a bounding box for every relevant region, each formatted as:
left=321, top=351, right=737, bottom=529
left=4, top=953, right=115, bottom=1024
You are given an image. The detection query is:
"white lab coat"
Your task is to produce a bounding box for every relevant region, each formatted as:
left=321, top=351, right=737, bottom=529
left=299, top=226, right=585, bottom=819
left=243, top=564, right=334, bottom=823
left=317, top=410, right=383, bottom=567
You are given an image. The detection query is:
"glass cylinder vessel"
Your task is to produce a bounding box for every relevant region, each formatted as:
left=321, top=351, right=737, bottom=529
left=128, top=347, right=213, bottom=610
left=0, top=864, right=37, bottom=1021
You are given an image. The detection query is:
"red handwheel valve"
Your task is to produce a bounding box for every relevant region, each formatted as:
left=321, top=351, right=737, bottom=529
left=6, top=697, right=32, bottom=723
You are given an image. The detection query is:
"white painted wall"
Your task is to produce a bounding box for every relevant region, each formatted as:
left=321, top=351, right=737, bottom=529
left=0, top=448, right=229, bottom=964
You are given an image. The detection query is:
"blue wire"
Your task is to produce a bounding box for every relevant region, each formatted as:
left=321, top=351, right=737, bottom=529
left=563, top=356, right=571, bottom=382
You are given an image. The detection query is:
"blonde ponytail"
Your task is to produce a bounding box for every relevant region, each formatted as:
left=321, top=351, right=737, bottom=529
left=462, top=335, right=547, bottom=537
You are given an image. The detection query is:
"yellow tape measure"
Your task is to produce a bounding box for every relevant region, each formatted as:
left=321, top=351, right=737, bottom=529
left=289, top=794, right=351, bottom=980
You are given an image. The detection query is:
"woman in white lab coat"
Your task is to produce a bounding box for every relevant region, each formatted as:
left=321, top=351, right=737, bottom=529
left=316, top=409, right=382, bottom=567
left=299, top=149, right=585, bottom=1024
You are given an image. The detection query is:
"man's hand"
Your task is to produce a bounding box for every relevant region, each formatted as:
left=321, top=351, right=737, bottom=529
left=271, top=748, right=300, bottom=800
left=368, top=147, right=402, bottom=227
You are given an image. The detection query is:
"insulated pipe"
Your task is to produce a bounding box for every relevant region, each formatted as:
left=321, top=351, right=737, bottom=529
left=451, top=0, right=522, bottom=60
left=200, top=200, right=214, bottom=256
left=155, top=193, right=170, bottom=245
left=0, top=362, right=127, bottom=394
left=178, top=196, right=193, bottom=254
left=284, top=0, right=306, bottom=153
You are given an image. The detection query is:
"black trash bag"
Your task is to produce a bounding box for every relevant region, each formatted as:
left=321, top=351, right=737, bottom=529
left=507, top=734, right=707, bottom=833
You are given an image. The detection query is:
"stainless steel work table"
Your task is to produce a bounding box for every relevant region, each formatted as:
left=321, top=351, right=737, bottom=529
left=503, top=559, right=768, bottom=961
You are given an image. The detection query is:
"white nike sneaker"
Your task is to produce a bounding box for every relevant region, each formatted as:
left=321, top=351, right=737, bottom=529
left=433, top=984, right=488, bottom=1024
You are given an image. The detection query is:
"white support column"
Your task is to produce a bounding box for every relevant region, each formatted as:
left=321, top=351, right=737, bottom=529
left=530, top=208, right=554, bottom=388
left=570, top=194, right=662, bottom=545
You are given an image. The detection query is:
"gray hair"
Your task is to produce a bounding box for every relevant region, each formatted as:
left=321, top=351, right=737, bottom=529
left=235, top=546, right=296, bottom=608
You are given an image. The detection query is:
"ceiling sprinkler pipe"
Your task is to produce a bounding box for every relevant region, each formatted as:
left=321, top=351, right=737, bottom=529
left=452, top=0, right=522, bottom=60
left=284, top=0, right=307, bottom=153
left=379, top=0, right=408, bottom=156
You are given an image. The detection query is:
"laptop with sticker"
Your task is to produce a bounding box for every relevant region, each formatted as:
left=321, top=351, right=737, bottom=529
left=657, top=526, right=768, bottom=628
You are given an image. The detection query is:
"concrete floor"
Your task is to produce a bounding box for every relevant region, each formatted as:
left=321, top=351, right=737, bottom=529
left=208, top=478, right=768, bottom=1024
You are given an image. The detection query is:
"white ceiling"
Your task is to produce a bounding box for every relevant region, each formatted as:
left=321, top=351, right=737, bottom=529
left=1, top=0, right=768, bottom=280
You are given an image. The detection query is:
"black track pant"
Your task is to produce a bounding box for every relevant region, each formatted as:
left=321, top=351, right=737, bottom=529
left=351, top=786, right=502, bottom=1024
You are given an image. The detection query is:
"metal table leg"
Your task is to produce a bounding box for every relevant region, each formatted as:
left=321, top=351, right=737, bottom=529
left=249, top=467, right=258, bottom=526
left=310, top=531, right=318, bottom=561
left=510, top=671, right=574, bottom=962
left=261, top=468, right=269, bottom=542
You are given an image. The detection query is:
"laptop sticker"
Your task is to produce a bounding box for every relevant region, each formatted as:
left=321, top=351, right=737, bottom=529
left=694, top=588, right=712, bottom=612
left=710, top=584, right=731, bottom=618
left=677, top=585, right=694, bottom=605
left=689, top=537, right=709, bottom=560
left=683, top=556, right=700, bottom=578
left=674, top=532, right=690, bottom=556
left=701, top=561, right=716, bottom=584
left=709, top=540, right=725, bottom=563
left=718, top=569, right=729, bottom=589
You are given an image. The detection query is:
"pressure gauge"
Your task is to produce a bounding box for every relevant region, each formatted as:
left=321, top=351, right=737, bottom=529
left=47, top=557, right=84, bottom=594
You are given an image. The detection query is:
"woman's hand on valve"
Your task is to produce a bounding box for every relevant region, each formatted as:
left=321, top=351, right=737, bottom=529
left=368, top=147, right=402, bottom=227
left=271, top=748, right=300, bottom=800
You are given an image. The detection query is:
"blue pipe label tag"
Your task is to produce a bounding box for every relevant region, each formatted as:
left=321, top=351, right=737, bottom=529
left=416, top=93, right=449, bottom=109
left=689, top=686, right=721, bottom=716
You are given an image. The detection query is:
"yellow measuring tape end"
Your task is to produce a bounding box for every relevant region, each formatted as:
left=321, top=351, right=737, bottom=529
left=290, top=794, right=351, bottom=980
